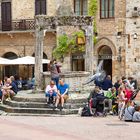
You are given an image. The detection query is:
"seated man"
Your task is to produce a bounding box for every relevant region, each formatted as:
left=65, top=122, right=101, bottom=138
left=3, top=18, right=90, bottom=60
left=54, top=79, right=69, bottom=110
left=1, top=77, right=17, bottom=103
left=45, top=80, right=57, bottom=104
left=89, top=86, right=106, bottom=115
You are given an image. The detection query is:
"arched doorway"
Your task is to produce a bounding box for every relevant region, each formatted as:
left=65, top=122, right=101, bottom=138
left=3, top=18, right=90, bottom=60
left=98, top=46, right=112, bottom=76
left=3, top=52, right=19, bottom=77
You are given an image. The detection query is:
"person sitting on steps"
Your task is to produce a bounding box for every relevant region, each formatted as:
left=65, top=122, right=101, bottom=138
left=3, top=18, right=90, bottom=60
left=45, top=80, right=57, bottom=104
left=54, top=79, right=69, bottom=110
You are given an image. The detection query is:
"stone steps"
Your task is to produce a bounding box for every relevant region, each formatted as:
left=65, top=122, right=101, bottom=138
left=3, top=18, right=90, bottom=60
left=0, top=94, right=88, bottom=116
left=4, top=100, right=85, bottom=109
left=0, top=104, right=79, bottom=115
left=12, top=96, right=87, bottom=103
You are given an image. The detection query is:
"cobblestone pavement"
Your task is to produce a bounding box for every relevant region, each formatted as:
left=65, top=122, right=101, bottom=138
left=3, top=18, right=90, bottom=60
left=0, top=115, right=139, bottom=140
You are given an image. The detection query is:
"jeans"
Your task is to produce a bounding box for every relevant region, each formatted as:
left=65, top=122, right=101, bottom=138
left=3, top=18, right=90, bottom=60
left=51, top=77, right=59, bottom=88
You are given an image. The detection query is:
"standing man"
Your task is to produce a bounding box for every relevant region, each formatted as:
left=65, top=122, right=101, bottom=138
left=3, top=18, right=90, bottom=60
left=54, top=79, right=69, bottom=110
left=49, top=59, right=61, bottom=88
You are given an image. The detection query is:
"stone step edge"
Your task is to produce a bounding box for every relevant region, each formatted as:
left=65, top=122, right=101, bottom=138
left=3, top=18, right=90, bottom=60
left=0, top=104, right=79, bottom=114
left=4, top=113, right=79, bottom=117
left=12, top=96, right=88, bottom=103
left=5, top=100, right=86, bottom=106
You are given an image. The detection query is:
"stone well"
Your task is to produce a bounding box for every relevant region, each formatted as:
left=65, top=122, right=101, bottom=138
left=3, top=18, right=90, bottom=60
left=43, top=71, right=93, bottom=92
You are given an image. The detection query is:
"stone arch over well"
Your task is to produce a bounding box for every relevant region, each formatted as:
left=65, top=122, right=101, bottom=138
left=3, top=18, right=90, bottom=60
left=94, top=37, right=117, bottom=79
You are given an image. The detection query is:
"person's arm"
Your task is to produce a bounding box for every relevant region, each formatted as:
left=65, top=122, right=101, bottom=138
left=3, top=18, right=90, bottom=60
left=45, top=85, right=50, bottom=93
left=57, top=90, right=61, bottom=96
left=53, top=85, right=58, bottom=93
left=61, top=88, right=68, bottom=96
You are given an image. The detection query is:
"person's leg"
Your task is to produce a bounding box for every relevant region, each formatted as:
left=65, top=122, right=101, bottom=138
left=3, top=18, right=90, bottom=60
left=9, top=90, right=15, bottom=99
left=1, top=90, right=6, bottom=104
left=61, top=96, right=64, bottom=108
left=108, top=99, right=113, bottom=111
left=61, top=95, right=68, bottom=108
left=56, top=77, right=59, bottom=88
left=55, top=95, right=60, bottom=108
left=52, top=92, right=57, bottom=104
left=45, top=92, right=50, bottom=103
left=89, top=98, right=93, bottom=114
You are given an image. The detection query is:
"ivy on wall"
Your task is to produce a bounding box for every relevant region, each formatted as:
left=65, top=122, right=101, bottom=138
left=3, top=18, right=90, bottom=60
left=53, top=0, right=98, bottom=60
left=88, top=0, right=98, bottom=44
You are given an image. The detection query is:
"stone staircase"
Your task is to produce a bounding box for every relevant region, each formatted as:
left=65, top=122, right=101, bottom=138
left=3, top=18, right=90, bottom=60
left=0, top=93, right=88, bottom=116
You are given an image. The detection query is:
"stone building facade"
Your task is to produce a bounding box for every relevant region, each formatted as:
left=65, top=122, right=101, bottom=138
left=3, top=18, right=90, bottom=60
left=95, top=0, right=140, bottom=83
left=0, top=0, right=89, bottom=79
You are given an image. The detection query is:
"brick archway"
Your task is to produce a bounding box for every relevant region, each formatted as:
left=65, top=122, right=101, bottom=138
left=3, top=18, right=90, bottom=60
left=94, top=37, right=116, bottom=56
left=94, top=37, right=117, bottom=81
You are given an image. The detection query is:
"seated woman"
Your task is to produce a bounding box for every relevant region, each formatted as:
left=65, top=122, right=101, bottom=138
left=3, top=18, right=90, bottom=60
left=124, top=101, right=135, bottom=122
left=45, top=80, right=57, bottom=104
left=54, top=79, right=69, bottom=110
left=132, top=105, right=140, bottom=122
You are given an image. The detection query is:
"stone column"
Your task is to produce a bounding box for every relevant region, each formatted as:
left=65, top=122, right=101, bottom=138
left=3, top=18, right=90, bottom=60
left=0, top=1, right=1, bottom=30
left=35, top=16, right=45, bottom=91
left=84, top=26, right=94, bottom=74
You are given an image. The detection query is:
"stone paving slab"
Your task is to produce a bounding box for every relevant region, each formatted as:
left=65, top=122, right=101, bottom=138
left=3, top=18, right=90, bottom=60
left=0, top=116, right=139, bottom=140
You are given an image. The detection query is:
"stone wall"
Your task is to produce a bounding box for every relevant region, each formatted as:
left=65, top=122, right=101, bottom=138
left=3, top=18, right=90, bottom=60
left=95, top=0, right=126, bottom=82
left=0, top=32, right=56, bottom=78
left=43, top=71, right=91, bottom=91
left=125, top=0, right=140, bottom=79
left=11, top=0, right=74, bottom=20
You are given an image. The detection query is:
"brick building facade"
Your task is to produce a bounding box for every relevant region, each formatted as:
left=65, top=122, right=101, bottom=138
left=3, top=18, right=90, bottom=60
left=95, top=0, right=140, bottom=83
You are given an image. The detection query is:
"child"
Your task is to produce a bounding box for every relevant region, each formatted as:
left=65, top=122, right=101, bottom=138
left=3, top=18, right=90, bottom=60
left=117, top=86, right=127, bottom=120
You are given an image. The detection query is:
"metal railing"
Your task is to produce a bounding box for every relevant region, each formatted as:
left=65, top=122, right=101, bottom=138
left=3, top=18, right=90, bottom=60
left=0, top=19, right=35, bottom=32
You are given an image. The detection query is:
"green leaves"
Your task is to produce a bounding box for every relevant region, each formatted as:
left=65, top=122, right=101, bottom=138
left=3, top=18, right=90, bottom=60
left=88, top=0, right=98, bottom=16
left=53, top=31, right=85, bottom=59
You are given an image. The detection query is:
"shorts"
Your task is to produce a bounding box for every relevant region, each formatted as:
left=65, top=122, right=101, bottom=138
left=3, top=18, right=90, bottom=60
left=62, top=94, right=69, bottom=101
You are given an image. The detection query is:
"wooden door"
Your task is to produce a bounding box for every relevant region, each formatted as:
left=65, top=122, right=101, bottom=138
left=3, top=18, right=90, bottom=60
left=1, top=2, right=12, bottom=31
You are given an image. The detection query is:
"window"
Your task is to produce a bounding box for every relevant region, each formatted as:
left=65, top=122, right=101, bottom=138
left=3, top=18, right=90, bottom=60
left=35, top=0, right=46, bottom=15
left=74, top=0, right=87, bottom=15
left=100, top=0, right=114, bottom=19
left=72, top=54, right=85, bottom=71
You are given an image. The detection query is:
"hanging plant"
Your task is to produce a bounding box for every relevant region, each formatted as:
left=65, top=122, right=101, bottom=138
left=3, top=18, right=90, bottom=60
left=53, top=31, right=85, bottom=60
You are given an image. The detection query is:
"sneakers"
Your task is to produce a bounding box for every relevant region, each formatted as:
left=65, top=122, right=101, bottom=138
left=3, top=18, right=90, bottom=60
left=60, top=106, right=64, bottom=111
left=6, top=97, right=11, bottom=101
left=53, top=105, right=57, bottom=110
left=109, top=111, right=113, bottom=115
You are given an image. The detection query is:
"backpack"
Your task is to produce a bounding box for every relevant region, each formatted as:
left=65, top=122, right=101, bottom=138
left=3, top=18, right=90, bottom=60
left=81, top=105, right=92, bottom=117
left=56, top=65, right=61, bottom=73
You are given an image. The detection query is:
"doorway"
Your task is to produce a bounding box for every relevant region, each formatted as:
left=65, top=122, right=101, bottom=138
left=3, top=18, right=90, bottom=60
left=98, top=46, right=112, bottom=76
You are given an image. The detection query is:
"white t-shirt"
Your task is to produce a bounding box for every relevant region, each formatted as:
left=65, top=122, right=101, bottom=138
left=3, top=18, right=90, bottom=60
left=45, top=85, right=57, bottom=93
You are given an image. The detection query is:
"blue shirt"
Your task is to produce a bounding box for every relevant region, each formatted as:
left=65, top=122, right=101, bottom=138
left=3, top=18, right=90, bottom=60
left=11, top=81, right=18, bottom=94
left=58, top=84, right=69, bottom=95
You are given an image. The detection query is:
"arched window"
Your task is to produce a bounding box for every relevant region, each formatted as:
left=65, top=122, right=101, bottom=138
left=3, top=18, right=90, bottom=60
left=3, top=52, right=19, bottom=77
